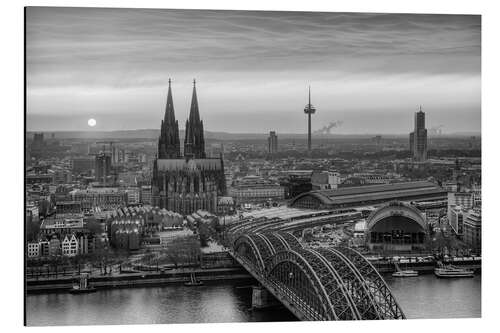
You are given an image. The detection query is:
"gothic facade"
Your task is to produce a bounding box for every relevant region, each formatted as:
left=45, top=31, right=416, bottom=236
left=152, top=80, right=226, bottom=215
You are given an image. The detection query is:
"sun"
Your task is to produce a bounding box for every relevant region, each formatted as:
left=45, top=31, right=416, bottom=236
left=88, top=118, right=97, bottom=127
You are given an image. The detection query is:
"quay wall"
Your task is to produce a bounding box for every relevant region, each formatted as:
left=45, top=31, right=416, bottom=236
left=27, top=267, right=253, bottom=293
left=372, top=259, right=481, bottom=273
left=27, top=253, right=481, bottom=293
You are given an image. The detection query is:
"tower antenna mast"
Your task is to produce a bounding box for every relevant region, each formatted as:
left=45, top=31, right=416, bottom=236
left=304, top=85, right=316, bottom=151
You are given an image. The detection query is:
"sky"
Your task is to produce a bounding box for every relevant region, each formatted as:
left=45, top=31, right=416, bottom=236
left=26, top=7, right=481, bottom=134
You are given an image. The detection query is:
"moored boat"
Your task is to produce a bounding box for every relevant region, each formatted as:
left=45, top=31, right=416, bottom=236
left=392, top=270, right=419, bottom=277
left=184, top=273, right=204, bottom=287
left=69, top=286, right=97, bottom=294
left=434, top=264, right=474, bottom=278
left=69, top=273, right=97, bottom=294
left=392, top=262, right=418, bottom=277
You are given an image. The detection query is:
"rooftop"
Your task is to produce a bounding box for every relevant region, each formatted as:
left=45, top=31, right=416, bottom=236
left=290, top=181, right=446, bottom=207
left=241, top=206, right=332, bottom=220
left=70, top=187, right=124, bottom=194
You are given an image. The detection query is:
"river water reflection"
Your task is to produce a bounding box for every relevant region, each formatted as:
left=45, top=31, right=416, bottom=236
left=26, top=274, right=480, bottom=326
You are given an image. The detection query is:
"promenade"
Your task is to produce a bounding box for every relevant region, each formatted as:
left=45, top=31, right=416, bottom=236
left=26, top=266, right=253, bottom=293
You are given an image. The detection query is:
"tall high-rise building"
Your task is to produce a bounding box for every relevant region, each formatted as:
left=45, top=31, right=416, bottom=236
left=303, top=86, right=316, bottom=151
left=409, top=106, right=427, bottom=161
left=30, top=133, right=46, bottom=159
left=95, top=152, right=111, bottom=185
left=268, top=131, right=278, bottom=154
left=152, top=79, right=226, bottom=215
left=111, top=146, right=120, bottom=164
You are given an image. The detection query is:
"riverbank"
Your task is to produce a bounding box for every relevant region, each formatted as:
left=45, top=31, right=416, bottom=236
left=27, top=267, right=253, bottom=293
left=26, top=255, right=481, bottom=293
left=371, top=258, right=481, bottom=273
left=26, top=274, right=481, bottom=326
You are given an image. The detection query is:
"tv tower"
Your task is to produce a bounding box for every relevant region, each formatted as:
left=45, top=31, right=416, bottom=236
left=303, top=86, right=316, bottom=151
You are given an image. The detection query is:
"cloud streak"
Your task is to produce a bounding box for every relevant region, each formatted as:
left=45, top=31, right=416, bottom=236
left=26, top=7, right=481, bottom=133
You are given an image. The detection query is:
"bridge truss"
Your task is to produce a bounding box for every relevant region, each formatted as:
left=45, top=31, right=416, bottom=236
left=231, top=231, right=405, bottom=321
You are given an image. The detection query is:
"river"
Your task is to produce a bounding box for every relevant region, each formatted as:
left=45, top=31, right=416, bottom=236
left=26, top=274, right=481, bottom=326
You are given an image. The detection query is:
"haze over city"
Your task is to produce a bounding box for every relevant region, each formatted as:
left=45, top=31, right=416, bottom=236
left=26, top=8, right=480, bottom=134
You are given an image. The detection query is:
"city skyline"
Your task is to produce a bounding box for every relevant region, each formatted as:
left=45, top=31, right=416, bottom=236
left=24, top=6, right=483, bottom=326
left=27, top=8, right=480, bottom=134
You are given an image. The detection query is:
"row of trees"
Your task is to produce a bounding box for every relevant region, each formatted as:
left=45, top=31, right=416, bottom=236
left=139, top=236, right=201, bottom=269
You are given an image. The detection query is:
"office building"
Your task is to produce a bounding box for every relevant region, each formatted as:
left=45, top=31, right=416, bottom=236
left=30, top=133, right=46, bottom=159
left=448, top=192, right=474, bottom=210
left=26, top=203, right=40, bottom=223
left=217, top=196, right=236, bottom=215
left=311, top=171, right=342, bottom=190
left=111, top=146, right=120, bottom=164
left=140, top=185, right=152, bottom=205
left=126, top=187, right=141, bottom=205
left=228, top=175, right=285, bottom=205
left=449, top=206, right=466, bottom=237
left=95, top=152, right=112, bottom=185
left=447, top=192, right=475, bottom=226
left=70, top=188, right=127, bottom=210
left=409, top=106, right=428, bottom=161
left=40, top=216, right=86, bottom=237
left=268, top=131, right=278, bottom=154
left=55, top=201, right=82, bottom=214
left=463, top=209, right=481, bottom=250
left=26, top=173, right=54, bottom=185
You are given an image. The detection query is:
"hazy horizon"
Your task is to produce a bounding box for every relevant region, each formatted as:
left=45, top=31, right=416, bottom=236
left=26, top=8, right=481, bottom=134
left=25, top=128, right=481, bottom=140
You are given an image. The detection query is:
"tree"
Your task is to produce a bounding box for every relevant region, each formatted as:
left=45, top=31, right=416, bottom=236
left=428, top=223, right=435, bottom=237
left=198, top=222, right=210, bottom=247
left=158, top=236, right=201, bottom=268
left=210, top=218, right=222, bottom=234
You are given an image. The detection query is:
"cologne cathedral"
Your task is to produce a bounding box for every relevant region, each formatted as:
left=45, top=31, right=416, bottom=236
left=151, top=79, right=226, bottom=215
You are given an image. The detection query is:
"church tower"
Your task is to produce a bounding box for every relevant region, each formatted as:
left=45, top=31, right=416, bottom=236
left=184, top=79, right=206, bottom=158
left=153, top=79, right=226, bottom=215
left=158, top=79, right=181, bottom=159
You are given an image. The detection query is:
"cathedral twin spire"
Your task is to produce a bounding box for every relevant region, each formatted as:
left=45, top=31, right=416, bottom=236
left=158, top=78, right=180, bottom=159
left=158, top=79, right=206, bottom=159
left=184, top=79, right=206, bottom=159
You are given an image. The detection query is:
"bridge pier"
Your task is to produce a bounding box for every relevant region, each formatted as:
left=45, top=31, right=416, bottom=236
left=252, top=285, right=279, bottom=309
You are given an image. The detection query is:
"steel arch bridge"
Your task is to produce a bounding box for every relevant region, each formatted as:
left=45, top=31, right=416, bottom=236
left=230, top=231, right=405, bottom=321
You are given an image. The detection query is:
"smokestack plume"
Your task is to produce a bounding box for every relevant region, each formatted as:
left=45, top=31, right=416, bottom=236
left=314, top=121, right=344, bottom=134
